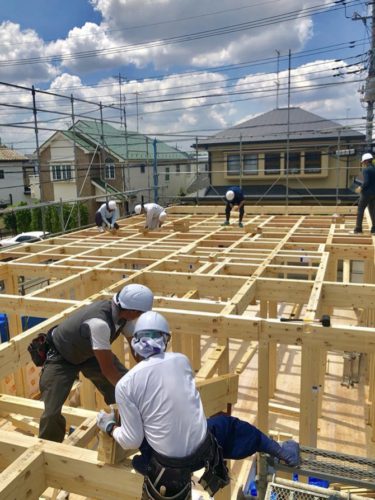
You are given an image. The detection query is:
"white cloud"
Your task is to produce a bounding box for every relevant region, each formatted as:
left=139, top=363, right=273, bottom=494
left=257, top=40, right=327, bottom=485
left=45, top=0, right=324, bottom=72
left=0, top=0, right=367, bottom=152
left=0, top=21, right=58, bottom=84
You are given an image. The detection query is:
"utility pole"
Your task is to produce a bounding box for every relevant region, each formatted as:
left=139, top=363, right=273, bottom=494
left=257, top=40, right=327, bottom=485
left=356, top=2, right=375, bottom=149
left=117, top=73, right=131, bottom=190
left=366, top=1, right=375, bottom=148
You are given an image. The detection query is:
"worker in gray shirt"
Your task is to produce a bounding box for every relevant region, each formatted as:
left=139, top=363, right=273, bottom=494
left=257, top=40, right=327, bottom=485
left=39, top=283, right=153, bottom=442
left=135, top=203, right=167, bottom=230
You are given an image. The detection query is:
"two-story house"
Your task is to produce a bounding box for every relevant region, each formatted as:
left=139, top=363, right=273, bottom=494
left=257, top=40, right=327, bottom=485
left=195, top=107, right=365, bottom=204
left=0, top=145, right=34, bottom=208
left=34, top=120, right=194, bottom=218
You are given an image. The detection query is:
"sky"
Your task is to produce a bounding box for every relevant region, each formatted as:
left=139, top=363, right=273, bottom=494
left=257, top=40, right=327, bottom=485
left=0, top=0, right=371, bottom=153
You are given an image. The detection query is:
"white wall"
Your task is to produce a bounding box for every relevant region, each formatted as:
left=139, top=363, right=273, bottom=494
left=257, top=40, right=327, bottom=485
left=128, top=163, right=195, bottom=205
left=50, top=137, right=75, bottom=162
left=0, top=163, right=30, bottom=205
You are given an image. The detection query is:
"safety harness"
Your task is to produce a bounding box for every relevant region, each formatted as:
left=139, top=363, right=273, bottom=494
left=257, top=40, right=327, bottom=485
left=142, top=431, right=230, bottom=499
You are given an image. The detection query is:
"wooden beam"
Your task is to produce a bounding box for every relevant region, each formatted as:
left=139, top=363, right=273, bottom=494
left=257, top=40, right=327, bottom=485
left=0, top=445, right=46, bottom=499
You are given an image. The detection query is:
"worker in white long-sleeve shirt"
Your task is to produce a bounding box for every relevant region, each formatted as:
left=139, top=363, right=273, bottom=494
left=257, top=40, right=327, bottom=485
left=134, top=203, right=167, bottom=230
left=97, top=311, right=300, bottom=500
left=95, top=200, right=119, bottom=232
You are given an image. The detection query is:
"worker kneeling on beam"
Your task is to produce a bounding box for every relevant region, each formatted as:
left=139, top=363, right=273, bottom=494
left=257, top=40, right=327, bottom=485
left=97, top=311, right=300, bottom=499
left=95, top=200, right=120, bottom=232
left=37, top=284, right=153, bottom=443
left=135, top=202, right=167, bottom=230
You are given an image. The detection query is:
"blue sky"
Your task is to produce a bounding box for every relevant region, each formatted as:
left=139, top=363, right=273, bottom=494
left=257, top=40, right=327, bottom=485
left=0, top=0, right=102, bottom=40
left=0, top=0, right=370, bottom=152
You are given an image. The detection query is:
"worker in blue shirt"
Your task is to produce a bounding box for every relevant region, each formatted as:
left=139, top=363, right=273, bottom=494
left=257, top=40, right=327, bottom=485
left=354, top=153, right=375, bottom=234
left=223, top=186, right=245, bottom=227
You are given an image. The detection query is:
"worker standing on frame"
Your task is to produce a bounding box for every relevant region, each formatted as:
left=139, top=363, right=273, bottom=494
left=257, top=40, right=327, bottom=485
left=95, top=200, right=119, bottom=232
left=134, top=202, right=167, bottom=230
left=38, top=284, right=154, bottom=443
left=223, top=186, right=245, bottom=228
left=97, top=311, right=300, bottom=500
left=353, top=153, right=375, bottom=234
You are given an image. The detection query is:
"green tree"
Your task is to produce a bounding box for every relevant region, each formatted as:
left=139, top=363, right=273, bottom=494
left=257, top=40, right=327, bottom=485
left=63, top=202, right=89, bottom=230
left=3, top=211, right=17, bottom=233
left=15, top=202, right=31, bottom=232
left=30, top=206, right=42, bottom=231
left=44, top=205, right=60, bottom=233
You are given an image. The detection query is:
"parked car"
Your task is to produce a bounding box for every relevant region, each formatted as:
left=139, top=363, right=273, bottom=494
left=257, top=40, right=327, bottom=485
left=0, top=231, right=48, bottom=247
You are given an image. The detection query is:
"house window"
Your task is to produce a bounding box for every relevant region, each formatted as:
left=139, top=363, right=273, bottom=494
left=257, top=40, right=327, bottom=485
left=243, top=154, right=258, bottom=175
left=286, top=152, right=301, bottom=174
left=105, top=159, right=115, bottom=180
left=165, top=167, right=170, bottom=181
left=227, top=154, right=258, bottom=175
left=176, top=164, right=181, bottom=174
left=186, top=164, right=191, bottom=173
left=140, top=164, right=145, bottom=174
left=305, top=152, right=321, bottom=173
left=264, top=153, right=280, bottom=175
left=0, top=170, right=4, bottom=179
left=51, top=164, right=73, bottom=181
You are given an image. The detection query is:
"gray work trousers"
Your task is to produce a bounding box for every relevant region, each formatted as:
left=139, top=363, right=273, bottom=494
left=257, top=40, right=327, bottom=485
left=39, top=350, right=127, bottom=442
left=355, top=193, right=375, bottom=232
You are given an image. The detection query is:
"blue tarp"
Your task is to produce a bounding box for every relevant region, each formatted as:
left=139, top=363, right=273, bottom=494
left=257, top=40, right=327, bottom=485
left=0, top=314, right=46, bottom=343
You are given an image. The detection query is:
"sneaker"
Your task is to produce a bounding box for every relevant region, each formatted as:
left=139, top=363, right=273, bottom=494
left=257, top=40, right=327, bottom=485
left=238, top=222, right=243, bottom=228
left=352, top=229, right=362, bottom=234
left=222, top=221, right=230, bottom=226
left=98, top=226, right=104, bottom=233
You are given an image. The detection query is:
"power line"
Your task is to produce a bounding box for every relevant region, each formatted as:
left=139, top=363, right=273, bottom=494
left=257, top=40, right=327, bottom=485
left=0, top=1, right=360, bottom=68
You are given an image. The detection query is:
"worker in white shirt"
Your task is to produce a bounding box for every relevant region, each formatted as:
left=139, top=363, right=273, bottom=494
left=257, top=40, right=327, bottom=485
left=134, top=203, right=167, bottom=230
left=95, top=200, right=119, bottom=232
left=97, top=311, right=300, bottom=500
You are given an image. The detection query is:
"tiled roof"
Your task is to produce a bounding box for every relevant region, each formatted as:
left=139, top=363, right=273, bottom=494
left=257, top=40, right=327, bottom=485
left=70, top=120, right=190, bottom=161
left=197, top=107, right=365, bottom=146
left=0, top=146, right=27, bottom=161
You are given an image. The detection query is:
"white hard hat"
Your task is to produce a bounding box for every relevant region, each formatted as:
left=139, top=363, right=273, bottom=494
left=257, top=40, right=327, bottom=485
left=108, top=200, right=117, bottom=210
left=133, top=311, right=170, bottom=338
left=114, top=284, right=153, bottom=312
left=361, top=153, right=373, bottom=162
left=226, top=190, right=235, bottom=201
left=159, top=210, right=167, bottom=222
left=134, top=204, right=142, bottom=215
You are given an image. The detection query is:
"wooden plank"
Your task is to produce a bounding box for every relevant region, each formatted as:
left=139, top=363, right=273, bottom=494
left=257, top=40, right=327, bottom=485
left=196, top=374, right=239, bottom=416
left=0, top=446, right=46, bottom=499
left=0, top=430, right=143, bottom=499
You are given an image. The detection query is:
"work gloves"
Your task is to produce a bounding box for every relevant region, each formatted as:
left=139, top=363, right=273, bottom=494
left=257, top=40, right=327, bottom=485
left=279, top=440, right=300, bottom=467
left=97, top=409, right=116, bottom=435
left=260, top=435, right=300, bottom=467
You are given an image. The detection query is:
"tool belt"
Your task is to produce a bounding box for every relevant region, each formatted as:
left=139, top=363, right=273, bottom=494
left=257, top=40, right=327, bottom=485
left=27, top=327, right=57, bottom=367
left=143, top=431, right=230, bottom=499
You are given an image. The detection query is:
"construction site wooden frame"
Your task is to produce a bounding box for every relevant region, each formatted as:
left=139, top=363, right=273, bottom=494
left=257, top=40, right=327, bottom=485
left=0, top=204, right=374, bottom=499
